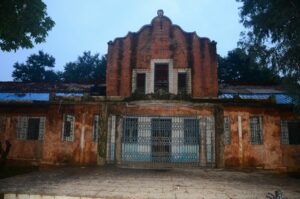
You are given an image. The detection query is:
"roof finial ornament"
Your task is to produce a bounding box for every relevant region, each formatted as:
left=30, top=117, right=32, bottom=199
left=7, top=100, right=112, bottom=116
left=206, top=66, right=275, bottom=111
left=157, top=9, right=164, bottom=17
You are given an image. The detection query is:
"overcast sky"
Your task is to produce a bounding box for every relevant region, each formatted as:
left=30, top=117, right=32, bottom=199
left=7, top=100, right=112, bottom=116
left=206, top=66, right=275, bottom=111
left=0, top=0, right=244, bottom=81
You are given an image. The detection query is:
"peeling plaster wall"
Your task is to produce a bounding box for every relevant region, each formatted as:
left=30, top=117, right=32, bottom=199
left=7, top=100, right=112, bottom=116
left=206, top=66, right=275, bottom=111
left=0, top=104, right=101, bottom=166
left=0, top=102, right=299, bottom=171
left=0, top=106, right=46, bottom=163
left=42, top=104, right=99, bottom=165
left=224, top=106, right=300, bottom=172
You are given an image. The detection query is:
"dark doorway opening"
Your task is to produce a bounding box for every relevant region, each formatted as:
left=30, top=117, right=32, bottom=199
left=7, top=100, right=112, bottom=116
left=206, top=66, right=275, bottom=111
left=151, top=118, right=172, bottom=163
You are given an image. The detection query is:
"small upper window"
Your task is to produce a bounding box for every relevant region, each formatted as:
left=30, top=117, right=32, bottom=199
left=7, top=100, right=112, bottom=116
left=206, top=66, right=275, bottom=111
left=136, top=73, right=146, bottom=94
left=281, top=120, right=300, bottom=145
left=154, top=64, right=169, bottom=93
left=249, top=116, right=263, bottom=144
left=178, top=73, right=187, bottom=94
left=62, top=114, right=75, bottom=142
left=224, top=116, right=231, bottom=145
left=16, top=116, right=45, bottom=140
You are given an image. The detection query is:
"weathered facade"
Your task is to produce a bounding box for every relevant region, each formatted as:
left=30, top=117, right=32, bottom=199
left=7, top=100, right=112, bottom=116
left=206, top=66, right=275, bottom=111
left=106, top=10, right=218, bottom=98
left=0, top=11, right=299, bottom=171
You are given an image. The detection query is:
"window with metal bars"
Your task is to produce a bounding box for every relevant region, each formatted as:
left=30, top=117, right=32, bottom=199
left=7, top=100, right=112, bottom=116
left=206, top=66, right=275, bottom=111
left=62, top=114, right=75, bottom=142
left=123, top=118, right=138, bottom=143
left=154, top=64, right=169, bottom=93
left=281, top=120, right=300, bottom=145
left=249, top=116, right=263, bottom=144
left=184, top=119, right=199, bottom=144
left=178, top=73, right=187, bottom=94
left=151, top=118, right=172, bottom=138
left=223, top=116, right=231, bottom=145
left=92, top=115, right=100, bottom=143
left=136, top=73, right=146, bottom=94
left=16, top=116, right=45, bottom=140
left=27, top=118, right=40, bottom=140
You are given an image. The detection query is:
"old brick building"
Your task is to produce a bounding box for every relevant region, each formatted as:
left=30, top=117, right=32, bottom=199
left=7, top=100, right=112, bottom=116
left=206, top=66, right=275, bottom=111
left=106, top=9, right=218, bottom=98
left=0, top=10, right=299, bottom=171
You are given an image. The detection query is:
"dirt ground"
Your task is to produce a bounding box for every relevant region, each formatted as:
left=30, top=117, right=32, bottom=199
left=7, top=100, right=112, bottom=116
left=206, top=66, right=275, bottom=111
left=0, top=166, right=299, bottom=199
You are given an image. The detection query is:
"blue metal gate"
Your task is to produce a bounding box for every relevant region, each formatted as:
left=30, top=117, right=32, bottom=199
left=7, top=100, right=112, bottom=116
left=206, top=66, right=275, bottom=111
left=121, top=116, right=215, bottom=168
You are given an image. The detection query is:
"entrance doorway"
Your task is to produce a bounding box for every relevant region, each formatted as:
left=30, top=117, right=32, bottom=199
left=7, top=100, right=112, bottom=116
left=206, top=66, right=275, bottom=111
left=119, top=115, right=215, bottom=168
left=151, top=118, right=172, bottom=163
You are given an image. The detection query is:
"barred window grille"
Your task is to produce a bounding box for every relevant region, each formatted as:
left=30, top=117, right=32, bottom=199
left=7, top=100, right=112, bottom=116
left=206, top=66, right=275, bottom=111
left=151, top=118, right=172, bottom=139
left=62, top=114, right=75, bottom=142
left=204, top=117, right=215, bottom=163
left=92, top=115, right=100, bottom=143
left=121, top=116, right=215, bottom=166
left=281, top=120, right=300, bottom=145
left=16, top=116, right=45, bottom=140
left=123, top=118, right=138, bottom=143
left=249, top=116, right=263, bottom=144
left=16, top=117, right=28, bottom=140
left=184, top=118, right=199, bottom=144
left=27, top=118, right=40, bottom=140
left=281, top=120, right=289, bottom=144
left=223, top=116, right=231, bottom=145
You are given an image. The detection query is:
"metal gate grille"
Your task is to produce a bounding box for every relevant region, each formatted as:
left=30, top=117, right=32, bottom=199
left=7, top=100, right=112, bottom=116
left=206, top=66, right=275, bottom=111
left=121, top=116, right=215, bottom=168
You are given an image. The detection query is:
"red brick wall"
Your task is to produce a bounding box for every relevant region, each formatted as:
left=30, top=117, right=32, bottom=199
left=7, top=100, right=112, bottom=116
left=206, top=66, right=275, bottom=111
left=106, top=15, right=218, bottom=97
left=110, top=102, right=214, bottom=116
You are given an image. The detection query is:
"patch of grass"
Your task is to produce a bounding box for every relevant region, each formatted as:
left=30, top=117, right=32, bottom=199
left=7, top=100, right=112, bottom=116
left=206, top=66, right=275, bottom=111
left=0, top=166, right=39, bottom=179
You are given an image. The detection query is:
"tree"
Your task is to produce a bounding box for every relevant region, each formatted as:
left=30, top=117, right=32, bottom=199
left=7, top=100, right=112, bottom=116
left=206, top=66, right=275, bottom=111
left=12, top=51, right=61, bottom=82
left=237, top=0, right=300, bottom=104
left=0, top=0, right=55, bottom=51
left=218, top=48, right=281, bottom=85
left=63, top=51, right=106, bottom=83
left=282, top=75, right=300, bottom=112
left=94, top=54, right=107, bottom=83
